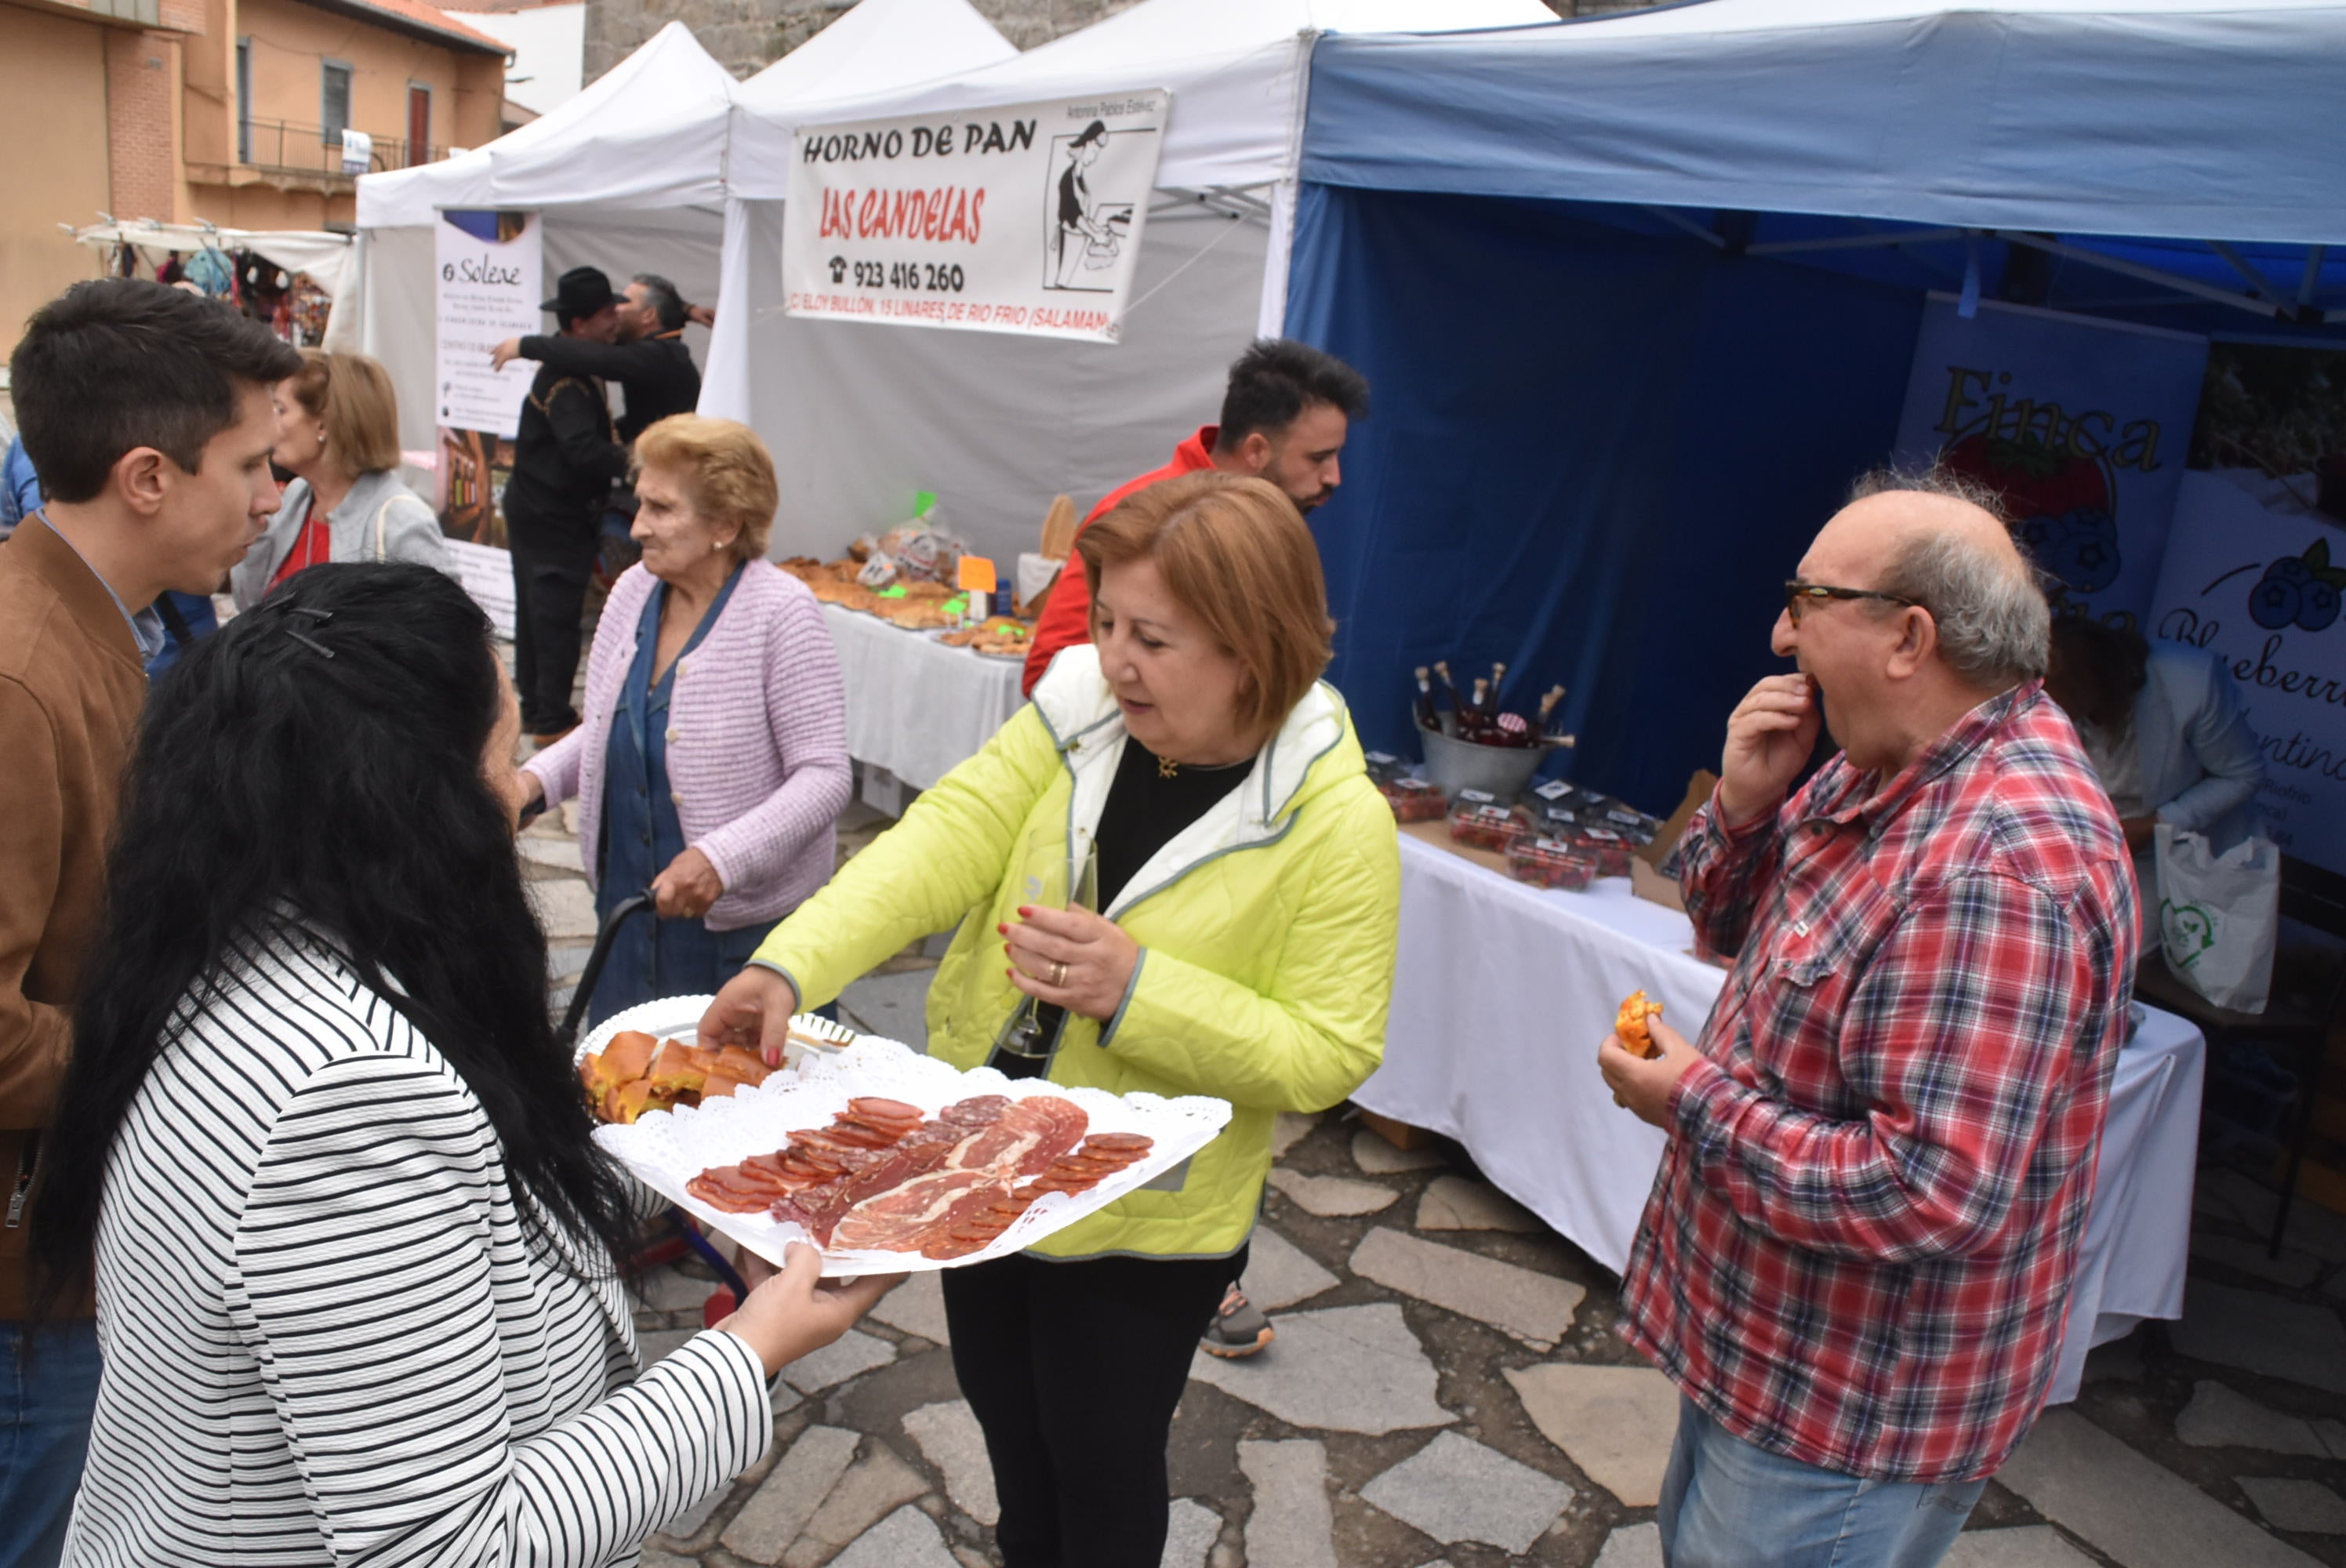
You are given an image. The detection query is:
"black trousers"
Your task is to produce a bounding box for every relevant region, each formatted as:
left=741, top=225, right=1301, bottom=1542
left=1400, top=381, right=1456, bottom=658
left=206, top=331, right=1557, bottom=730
left=942, top=1249, right=1237, bottom=1568
left=506, top=523, right=597, bottom=734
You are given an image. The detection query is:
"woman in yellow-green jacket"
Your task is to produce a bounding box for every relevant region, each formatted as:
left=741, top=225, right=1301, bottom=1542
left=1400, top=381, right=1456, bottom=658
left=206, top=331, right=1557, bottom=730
left=699, top=470, right=1401, bottom=1568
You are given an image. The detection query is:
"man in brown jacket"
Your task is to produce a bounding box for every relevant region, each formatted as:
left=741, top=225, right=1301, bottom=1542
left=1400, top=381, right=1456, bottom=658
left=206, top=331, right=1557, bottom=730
left=0, top=279, right=298, bottom=1562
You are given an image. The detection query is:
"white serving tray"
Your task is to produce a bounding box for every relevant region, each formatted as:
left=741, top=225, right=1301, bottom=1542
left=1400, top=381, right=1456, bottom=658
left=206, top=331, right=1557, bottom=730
left=583, top=1022, right=1229, bottom=1277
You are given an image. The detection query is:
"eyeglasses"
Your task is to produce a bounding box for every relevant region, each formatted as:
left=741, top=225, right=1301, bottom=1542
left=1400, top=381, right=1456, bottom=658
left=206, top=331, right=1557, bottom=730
left=1782, top=580, right=1921, bottom=625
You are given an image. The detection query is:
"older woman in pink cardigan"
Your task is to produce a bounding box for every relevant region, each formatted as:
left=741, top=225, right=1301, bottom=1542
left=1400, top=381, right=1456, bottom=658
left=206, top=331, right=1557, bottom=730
left=520, top=415, right=850, bottom=1025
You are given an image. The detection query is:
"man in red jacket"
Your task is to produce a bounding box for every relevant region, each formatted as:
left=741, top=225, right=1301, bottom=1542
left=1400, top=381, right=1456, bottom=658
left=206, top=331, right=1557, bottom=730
left=1022, top=339, right=1369, bottom=698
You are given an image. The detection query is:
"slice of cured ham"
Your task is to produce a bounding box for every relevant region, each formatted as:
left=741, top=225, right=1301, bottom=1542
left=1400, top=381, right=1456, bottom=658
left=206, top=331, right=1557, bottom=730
left=688, top=1094, right=1151, bottom=1257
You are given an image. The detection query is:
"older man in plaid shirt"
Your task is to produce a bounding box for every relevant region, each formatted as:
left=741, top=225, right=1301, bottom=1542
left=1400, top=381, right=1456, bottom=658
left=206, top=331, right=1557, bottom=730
left=1600, top=469, right=2137, bottom=1568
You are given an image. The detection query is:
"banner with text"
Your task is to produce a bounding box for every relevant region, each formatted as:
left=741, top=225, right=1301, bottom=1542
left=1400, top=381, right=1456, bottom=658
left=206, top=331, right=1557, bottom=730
left=435, top=211, right=542, bottom=441
left=784, top=92, right=1170, bottom=343
left=434, top=210, right=540, bottom=551
left=2151, top=470, right=2346, bottom=877
left=1891, top=296, right=2207, bottom=626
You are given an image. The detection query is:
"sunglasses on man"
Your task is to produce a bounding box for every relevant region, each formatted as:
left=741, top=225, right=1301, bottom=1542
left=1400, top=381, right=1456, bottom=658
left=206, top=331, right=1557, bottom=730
left=1782, top=581, right=1923, bottom=625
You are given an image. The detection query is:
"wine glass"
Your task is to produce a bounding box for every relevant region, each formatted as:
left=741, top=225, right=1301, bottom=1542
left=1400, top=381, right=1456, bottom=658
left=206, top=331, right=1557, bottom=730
left=995, top=829, right=1099, bottom=1060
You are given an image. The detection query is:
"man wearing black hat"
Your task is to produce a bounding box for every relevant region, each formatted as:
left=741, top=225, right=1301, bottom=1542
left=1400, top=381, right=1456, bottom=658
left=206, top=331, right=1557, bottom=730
left=502, top=265, right=628, bottom=744
left=492, top=273, right=709, bottom=579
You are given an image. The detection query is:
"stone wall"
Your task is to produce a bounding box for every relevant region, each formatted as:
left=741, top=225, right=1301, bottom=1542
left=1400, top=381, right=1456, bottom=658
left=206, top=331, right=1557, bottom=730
left=585, top=0, right=1158, bottom=82
left=586, top=0, right=1592, bottom=82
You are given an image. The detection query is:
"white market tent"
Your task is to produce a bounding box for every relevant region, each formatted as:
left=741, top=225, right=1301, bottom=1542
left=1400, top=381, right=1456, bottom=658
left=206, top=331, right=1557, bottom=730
left=698, top=0, right=1021, bottom=419
left=354, top=21, right=743, bottom=459
left=700, top=0, right=1556, bottom=568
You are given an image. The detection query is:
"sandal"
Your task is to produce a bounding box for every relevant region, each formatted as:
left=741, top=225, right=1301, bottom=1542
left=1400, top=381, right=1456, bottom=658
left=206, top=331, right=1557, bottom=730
left=1199, top=1283, right=1274, bottom=1359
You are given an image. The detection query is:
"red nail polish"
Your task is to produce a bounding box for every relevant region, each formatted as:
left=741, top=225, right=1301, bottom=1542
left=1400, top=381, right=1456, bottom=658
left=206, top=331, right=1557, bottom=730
left=997, top=923, right=1008, bottom=936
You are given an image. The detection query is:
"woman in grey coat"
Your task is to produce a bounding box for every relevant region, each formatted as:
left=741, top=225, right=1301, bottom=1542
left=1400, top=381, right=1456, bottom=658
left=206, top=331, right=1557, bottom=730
left=232, top=350, right=454, bottom=607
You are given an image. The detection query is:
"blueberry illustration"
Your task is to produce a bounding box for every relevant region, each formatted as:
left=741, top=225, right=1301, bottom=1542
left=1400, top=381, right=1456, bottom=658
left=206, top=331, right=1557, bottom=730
left=2054, top=507, right=2115, bottom=545
left=2251, top=575, right=2304, bottom=629
left=2057, top=536, right=2122, bottom=595
left=2264, top=556, right=2315, bottom=586
left=2298, top=579, right=2341, bottom=632
left=2034, top=511, right=2121, bottom=596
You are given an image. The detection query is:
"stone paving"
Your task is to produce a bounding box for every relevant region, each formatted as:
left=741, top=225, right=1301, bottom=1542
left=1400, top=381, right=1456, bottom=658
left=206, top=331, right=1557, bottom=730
left=520, top=792, right=2346, bottom=1567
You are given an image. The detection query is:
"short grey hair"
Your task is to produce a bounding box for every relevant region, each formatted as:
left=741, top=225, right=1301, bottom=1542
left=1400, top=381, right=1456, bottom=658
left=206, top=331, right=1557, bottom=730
left=631, top=272, right=688, bottom=333
left=1847, top=463, right=2051, bottom=687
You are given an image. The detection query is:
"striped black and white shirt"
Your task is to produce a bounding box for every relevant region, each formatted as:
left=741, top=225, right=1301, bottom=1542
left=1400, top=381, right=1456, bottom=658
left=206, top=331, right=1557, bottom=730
left=66, top=929, right=771, bottom=1566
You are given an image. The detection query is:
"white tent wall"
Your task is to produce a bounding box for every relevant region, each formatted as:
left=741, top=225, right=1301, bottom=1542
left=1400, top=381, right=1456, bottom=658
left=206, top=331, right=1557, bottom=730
left=543, top=212, right=725, bottom=412
left=355, top=226, right=441, bottom=458
left=354, top=211, right=721, bottom=485
left=746, top=203, right=1269, bottom=568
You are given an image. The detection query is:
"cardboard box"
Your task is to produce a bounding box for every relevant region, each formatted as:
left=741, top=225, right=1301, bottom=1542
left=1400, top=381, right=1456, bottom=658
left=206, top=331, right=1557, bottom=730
left=1629, top=856, right=1684, bottom=912
left=1357, top=1109, right=1437, bottom=1151
left=1631, top=769, right=1718, bottom=911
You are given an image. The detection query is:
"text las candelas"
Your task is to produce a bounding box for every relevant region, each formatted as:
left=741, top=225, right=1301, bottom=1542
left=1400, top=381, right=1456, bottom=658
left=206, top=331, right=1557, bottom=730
left=819, top=186, right=986, bottom=245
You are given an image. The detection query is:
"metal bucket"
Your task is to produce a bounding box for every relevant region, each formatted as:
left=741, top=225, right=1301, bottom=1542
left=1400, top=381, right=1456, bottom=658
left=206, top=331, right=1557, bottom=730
left=1417, top=722, right=1562, bottom=800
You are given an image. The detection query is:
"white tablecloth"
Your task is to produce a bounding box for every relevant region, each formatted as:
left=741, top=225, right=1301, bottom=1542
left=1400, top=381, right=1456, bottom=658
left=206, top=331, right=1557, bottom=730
left=1359, top=832, right=2203, bottom=1404
left=821, top=604, right=1027, bottom=792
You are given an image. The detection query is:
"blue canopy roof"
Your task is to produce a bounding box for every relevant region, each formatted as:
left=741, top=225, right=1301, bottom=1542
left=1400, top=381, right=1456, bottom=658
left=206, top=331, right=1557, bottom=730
left=1303, top=0, right=2346, bottom=249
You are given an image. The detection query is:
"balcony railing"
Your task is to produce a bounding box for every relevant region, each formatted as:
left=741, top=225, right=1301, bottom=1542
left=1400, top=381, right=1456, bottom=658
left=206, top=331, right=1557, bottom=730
left=237, top=119, right=448, bottom=179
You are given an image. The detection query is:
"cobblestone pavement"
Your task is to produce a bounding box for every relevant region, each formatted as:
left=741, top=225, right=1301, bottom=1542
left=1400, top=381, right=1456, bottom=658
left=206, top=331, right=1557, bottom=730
left=523, top=796, right=2346, bottom=1568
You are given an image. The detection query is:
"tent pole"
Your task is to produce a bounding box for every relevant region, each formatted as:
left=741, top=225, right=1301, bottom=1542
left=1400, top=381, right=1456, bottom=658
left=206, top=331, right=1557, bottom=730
left=2300, top=246, right=2328, bottom=308
left=1640, top=206, right=1725, bottom=248
left=1745, top=227, right=1968, bottom=256
left=1987, top=230, right=2286, bottom=323
left=2207, top=241, right=2284, bottom=308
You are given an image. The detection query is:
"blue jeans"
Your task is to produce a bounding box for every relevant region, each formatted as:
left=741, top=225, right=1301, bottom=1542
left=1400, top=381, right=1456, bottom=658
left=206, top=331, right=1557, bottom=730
left=1658, top=1396, right=1985, bottom=1568
left=0, top=1319, right=100, bottom=1566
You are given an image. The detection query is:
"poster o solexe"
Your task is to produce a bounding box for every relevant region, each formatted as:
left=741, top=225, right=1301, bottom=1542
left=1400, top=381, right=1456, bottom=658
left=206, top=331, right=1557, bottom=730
left=433, top=209, right=542, bottom=637
left=1891, top=295, right=2208, bottom=629
left=784, top=93, right=1171, bottom=343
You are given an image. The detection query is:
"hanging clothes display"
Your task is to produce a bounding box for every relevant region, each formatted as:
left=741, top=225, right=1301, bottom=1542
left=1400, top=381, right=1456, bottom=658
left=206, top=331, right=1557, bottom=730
left=183, top=247, right=234, bottom=297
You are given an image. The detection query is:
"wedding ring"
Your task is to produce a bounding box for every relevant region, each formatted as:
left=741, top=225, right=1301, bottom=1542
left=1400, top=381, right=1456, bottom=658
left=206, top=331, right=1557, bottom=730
left=1050, top=960, right=1068, bottom=986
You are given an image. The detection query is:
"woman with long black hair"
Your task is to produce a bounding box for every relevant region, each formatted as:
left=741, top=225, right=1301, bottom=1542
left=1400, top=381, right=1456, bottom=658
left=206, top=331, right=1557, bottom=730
left=31, top=563, right=891, bottom=1565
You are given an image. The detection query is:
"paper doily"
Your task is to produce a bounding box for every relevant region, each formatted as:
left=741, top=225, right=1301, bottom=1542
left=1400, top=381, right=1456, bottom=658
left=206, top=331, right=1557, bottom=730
left=593, top=1035, right=1231, bottom=1276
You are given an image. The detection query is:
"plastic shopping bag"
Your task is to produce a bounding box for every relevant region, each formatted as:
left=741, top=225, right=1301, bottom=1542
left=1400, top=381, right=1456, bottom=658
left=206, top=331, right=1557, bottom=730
left=2155, top=824, right=2280, bottom=1014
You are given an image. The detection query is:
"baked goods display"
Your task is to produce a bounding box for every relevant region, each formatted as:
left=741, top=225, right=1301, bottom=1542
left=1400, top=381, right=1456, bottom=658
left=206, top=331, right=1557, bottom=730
left=1615, top=989, right=1664, bottom=1058
left=779, top=554, right=1038, bottom=644
left=579, top=1028, right=847, bottom=1123
left=880, top=597, right=956, bottom=630
left=940, top=616, right=1034, bottom=659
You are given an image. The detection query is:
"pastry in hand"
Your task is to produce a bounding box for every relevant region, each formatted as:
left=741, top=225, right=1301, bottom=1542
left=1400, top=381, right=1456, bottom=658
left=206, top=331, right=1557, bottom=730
left=1616, top=990, right=1664, bottom=1059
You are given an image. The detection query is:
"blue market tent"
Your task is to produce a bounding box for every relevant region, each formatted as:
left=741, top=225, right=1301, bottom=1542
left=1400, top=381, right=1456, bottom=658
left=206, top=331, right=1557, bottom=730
left=1284, top=0, right=2346, bottom=814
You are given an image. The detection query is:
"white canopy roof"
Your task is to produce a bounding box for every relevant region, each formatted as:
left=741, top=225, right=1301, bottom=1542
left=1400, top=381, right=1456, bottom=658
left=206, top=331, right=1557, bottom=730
left=725, top=0, right=1556, bottom=201
left=358, top=21, right=738, bottom=229
left=724, top=0, right=1018, bottom=191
